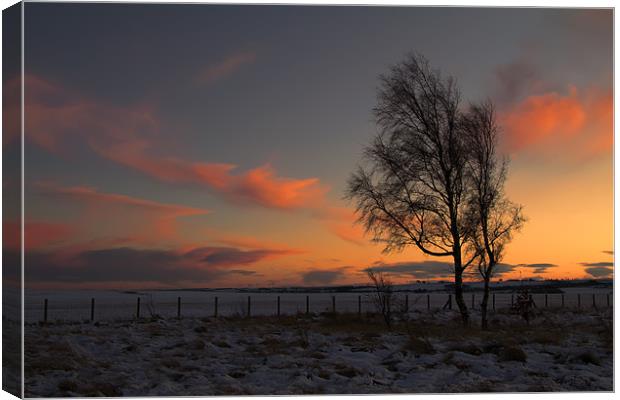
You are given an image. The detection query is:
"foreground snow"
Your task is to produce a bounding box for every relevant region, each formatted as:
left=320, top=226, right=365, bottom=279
left=25, top=308, right=612, bottom=396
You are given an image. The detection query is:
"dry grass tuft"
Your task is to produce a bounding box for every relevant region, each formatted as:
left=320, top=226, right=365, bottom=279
left=403, top=335, right=435, bottom=355
left=57, top=379, right=78, bottom=392
left=498, top=345, right=527, bottom=362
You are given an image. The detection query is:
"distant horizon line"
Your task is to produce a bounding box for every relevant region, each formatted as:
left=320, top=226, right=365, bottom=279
left=25, top=276, right=613, bottom=292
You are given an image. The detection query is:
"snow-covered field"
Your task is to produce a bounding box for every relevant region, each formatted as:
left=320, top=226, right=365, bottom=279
left=25, top=280, right=613, bottom=323
left=24, top=308, right=612, bottom=396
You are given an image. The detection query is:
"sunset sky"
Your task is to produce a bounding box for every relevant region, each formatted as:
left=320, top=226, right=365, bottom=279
left=4, top=4, right=613, bottom=289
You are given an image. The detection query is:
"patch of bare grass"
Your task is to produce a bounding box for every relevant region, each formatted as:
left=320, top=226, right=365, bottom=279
left=403, top=335, right=435, bottom=355
left=498, top=345, right=527, bottom=362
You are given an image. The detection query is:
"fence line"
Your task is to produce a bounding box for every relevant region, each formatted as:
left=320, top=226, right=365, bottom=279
left=30, top=291, right=613, bottom=323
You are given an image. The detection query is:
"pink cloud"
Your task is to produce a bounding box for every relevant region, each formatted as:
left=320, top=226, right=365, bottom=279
left=3, top=220, right=74, bottom=250
left=16, top=73, right=159, bottom=154
left=22, top=74, right=328, bottom=211
left=37, top=182, right=210, bottom=239
left=2, top=75, right=22, bottom=148
left=39, top=183, right=209, bottom=217
left=196, top=51, right=256, bottom=84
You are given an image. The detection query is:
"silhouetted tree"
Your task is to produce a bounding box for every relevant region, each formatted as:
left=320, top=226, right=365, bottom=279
left=346, top=54, right=478, bottom=326
left=461, top=101, right=525, bottom=329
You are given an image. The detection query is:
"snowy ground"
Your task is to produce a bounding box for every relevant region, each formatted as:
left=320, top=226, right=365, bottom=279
left=24, top=308, right=613, bottom=396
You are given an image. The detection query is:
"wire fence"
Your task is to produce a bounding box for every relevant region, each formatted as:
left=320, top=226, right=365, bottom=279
left=25, top=291, right=614, bottom=323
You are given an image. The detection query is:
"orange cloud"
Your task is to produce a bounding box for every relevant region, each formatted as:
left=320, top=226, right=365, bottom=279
left=209, top=233, right=303, bottom=253
left=92, top=137, right=327, bottom=209
left=500, top=85, right=612, bottom=159
left=313, top=206, right=370, bottom=246
left=196, top=51, right=256, bottom=84
left=328, top=222, right=366, bottom=246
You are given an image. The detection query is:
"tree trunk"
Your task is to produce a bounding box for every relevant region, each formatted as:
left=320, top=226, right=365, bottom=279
left=454, top=269, right=469, bottom=326
left=481, top=277, right=490, bottom=330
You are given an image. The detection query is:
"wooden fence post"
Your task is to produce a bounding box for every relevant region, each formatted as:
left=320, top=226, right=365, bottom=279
left=492, top=293, right=496, bottom=310
left=471, top=294, right=475, bottom=309
left=607, top=293, right=610, bottom=307
left=90, top=298, right=95, bottom=322
left=136, top=297, right=141, bottom=319
left=358, top=295, right=362, bottom=316
left=214, top=296, right=218, bottom=318
left=405, top=294, right=409, bottom=313
left=427, top=294, right=430, bottom=310
left=277, top=296, right=281, bottom=317
left=561, top=294, right=565, bottom=308
left=592, top=293, right=596, bottom=308
left=448, top=294, right=452, bottom=310
left=247, top=296, right=251, bottom=317
left=177, top=296, right=181, bottom=319
left=545, top=294, right=548, bottom=308
left=44, top=298, right=48, bottom=323
left=332, top=296, right=336, bottom=313
left=306, top=295, right=309, bottom=315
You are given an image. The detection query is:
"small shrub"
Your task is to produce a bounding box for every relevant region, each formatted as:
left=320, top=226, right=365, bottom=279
left=404, top=336, right=435, bottom=355
left=213, top=340, right=231, bottom=348
left=189, top=339, right=205, bottom=350
left=499, top=345, right=527, bottom=362
left=57, top=380, right=77, bottom=392
left=229, top=371, right=246, bottom=379
left=335, top=366, right=358, bottom=378
left=529, top=330, right=564, bottom=345
left=78, top=382, right=122, bottom=397
left=575, top=351, right=601, bottom=366
left=450, top=343, right=482, bottom=356
left=481, top=341, right=503, bottom=355
left=161, top=358, right=181, bottom=368
left=309, top=351, right=326, bottom=359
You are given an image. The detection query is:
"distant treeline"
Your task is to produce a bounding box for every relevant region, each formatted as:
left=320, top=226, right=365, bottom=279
left=142, top=279, right=612, bottom=295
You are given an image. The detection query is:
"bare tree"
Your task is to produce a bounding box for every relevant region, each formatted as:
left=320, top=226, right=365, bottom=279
left=367, top=269, right=394, bottom=328
left=346, top=54, right=478, bottom=326
left=461, top=101, right=525, bottom=329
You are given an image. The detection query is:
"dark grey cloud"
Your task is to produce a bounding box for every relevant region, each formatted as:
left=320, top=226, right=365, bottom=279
left=22, top=245, right=289, bottom=285
left=494, top=60, right=540, bottom=104
left=193, top=247, right=292, bottom=267
left=365, top=261, right=453, bottom=279
left=584, top=266, right=613, bottom=278
left=302, top=269, right=346, bottom=285
left=580, top=262, right=614, bottom=267
left=602, top=250, right=613, bottom=255
left=517, top=263, right=558, bottom=274
left=228, top=269, right=259, bottom=276
left=580, top=262, right=614, bottom=279
left=492, top=263, right=518, bottom=276
left=24, top=247, right=217, bottom=284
